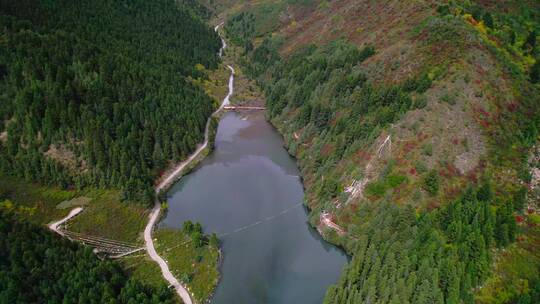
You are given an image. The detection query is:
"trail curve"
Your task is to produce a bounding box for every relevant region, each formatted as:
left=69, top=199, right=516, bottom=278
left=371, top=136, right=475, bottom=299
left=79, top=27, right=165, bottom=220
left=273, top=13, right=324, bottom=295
left=48, top=207, right=83, bottom=236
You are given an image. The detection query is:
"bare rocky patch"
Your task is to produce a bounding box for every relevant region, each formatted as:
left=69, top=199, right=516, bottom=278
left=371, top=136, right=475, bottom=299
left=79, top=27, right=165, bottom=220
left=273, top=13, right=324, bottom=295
left=529, top=145, right=540, bottom=206
left=44, top=144, right=87, bottom=172
left=0, top=131, right=7, bottom=143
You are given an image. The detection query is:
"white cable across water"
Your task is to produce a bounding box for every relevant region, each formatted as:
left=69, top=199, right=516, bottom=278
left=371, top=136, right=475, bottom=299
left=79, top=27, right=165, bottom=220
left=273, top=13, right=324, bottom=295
left=218, top=202, right=303, bottom=237
left=164, top=202, right=304, bottom=253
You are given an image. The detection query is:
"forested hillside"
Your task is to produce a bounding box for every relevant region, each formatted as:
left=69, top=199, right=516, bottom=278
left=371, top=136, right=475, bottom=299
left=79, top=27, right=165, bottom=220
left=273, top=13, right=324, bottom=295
left=0, top=211, right=175, bottom=303
left=0, top=0, right=221, bottom=204
left=216, top=0, right=540, bottom=302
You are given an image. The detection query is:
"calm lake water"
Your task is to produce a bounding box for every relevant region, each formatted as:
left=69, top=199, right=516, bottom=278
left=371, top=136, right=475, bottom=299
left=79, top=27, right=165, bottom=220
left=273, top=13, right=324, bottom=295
left=162, top=111, right=347, bottom=304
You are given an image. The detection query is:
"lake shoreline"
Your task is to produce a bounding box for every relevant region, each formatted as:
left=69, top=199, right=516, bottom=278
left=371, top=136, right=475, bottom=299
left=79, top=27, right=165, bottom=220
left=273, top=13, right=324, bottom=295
left=163, top=110, right=348, bottom=304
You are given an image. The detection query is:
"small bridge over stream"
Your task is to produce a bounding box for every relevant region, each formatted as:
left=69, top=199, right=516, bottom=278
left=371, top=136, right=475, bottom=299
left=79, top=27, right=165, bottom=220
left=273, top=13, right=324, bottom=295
left=224, top=106, right=266, bottom=111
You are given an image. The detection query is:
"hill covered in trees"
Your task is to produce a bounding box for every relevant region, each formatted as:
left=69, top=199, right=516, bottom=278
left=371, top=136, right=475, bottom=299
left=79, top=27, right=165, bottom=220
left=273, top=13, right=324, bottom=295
left=0, top=0, right=221, bottom=204
left=212, top=0, right=540, bottom=302
left=0, top=211, right=175, bottom=303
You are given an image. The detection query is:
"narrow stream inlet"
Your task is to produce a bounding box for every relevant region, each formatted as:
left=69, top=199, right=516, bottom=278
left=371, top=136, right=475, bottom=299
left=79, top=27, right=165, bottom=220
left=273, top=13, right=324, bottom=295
left=162, top=111, right=347, bottom=303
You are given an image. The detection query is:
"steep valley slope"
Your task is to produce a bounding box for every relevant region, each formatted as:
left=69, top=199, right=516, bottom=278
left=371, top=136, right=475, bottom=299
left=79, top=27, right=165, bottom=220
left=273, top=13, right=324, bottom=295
left=206, top=0, right=540, bottom=303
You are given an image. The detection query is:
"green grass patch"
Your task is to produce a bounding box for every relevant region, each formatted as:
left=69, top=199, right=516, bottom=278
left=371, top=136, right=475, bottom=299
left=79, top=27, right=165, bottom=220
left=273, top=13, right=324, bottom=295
left=68, top=190, right=149, bottom=244
left=154, top=228, right=220, bottom=303
left=0, top=175, right=149, bottom=244
left=529, top=214, right=540, bottom=225
left=365, top=181, right=387, bottom=197
left=366, top=174, right=409, bottom=198
left=118, top=254, right=170, bottom=291
left=0, top=175, right=77, bottom=224
left=386, top=174, right=408, bottom=188
left=56, top=196, right=92, bottom=209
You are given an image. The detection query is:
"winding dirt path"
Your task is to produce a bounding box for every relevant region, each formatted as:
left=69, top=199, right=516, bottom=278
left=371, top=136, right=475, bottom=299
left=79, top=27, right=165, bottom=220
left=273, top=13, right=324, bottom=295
left=155, top=63, right=234, bottom=193
left=144, top=24, right=233, bottom=304
left=145, top=204, right=193, bottom=303
left=48, top=207, right=83, bottom=236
